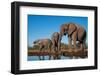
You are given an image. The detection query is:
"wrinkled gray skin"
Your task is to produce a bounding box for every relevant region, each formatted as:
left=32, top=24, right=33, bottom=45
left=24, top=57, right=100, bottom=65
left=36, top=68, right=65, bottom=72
left=60, top=23, right=86, bottom=51
left=33, top=39, right=52, bottom=60
left=51, top=32, right=61, bottom=59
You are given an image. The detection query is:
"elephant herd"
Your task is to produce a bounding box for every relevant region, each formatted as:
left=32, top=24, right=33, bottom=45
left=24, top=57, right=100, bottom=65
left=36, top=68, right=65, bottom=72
left=33, top=22, right=86, bottom=60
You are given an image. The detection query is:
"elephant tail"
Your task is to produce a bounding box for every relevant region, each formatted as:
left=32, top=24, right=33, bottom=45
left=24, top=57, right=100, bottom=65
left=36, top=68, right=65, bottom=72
left=83, top=29, right=87, bottom=42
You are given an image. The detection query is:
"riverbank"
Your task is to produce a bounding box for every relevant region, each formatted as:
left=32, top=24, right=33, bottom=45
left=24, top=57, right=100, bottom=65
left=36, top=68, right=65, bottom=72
left=28, top=49, right=88, bottom=58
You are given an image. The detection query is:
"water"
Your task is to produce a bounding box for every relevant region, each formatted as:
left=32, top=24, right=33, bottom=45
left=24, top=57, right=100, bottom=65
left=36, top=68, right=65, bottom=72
left=27, top=55, right=73, bottom=61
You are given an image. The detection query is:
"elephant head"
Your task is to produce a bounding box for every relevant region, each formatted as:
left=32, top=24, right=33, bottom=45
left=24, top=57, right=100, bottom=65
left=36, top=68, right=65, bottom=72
left=60, top=23, right=77, bottom=36
left=33, top=39, right=41, bottom=46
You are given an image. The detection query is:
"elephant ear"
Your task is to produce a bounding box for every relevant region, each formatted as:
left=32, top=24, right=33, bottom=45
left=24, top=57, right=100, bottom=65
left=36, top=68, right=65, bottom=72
left=68, top=23, right=77, bottom=36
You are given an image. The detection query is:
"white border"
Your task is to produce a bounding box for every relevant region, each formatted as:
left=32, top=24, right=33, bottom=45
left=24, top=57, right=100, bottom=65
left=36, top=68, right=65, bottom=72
left=20, top=6, right=95, bottom=70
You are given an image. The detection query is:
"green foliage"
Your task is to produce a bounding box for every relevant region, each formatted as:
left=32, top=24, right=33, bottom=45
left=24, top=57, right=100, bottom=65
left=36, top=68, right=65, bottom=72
left=28, top=43, right=68, bottom=50
left=28, top=46, right=33, bottom=50
left=60, top=43, right=68, bottom=50
left=28, top=45, right=39, bottom=50
left=28, top=42, right=88, bottom=51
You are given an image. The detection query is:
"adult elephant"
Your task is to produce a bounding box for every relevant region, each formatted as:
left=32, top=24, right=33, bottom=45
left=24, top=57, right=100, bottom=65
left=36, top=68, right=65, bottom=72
left=60, top=23, right=86, bottom=51
left=51, top=32, right=61, bottom=59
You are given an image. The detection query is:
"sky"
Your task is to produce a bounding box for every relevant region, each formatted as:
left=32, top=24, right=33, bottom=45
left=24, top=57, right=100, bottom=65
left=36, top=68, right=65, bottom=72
left=28, top=15, right=88, bottom=47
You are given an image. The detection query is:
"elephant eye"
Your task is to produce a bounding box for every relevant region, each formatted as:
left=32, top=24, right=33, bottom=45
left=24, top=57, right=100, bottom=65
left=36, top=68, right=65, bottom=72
left=34, top=41, right=36, bottom=44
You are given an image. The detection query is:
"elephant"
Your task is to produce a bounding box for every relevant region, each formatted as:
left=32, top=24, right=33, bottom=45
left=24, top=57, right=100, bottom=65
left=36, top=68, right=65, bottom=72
left=33, top=39, right=52, bottom=60
left=51, top=32, right=62, bottom=59
left=60, top=22, right=86, bottom=51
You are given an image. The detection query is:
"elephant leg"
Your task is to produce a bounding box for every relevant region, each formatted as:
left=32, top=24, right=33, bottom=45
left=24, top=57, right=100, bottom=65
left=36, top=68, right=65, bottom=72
left=83, top=41, right=86, bottom=49
left=80, top=43, right=84, bottom=51
left=52, top=51, right=55, bottom=59
left=56, top=50, right=61, bottom=59
left=39, top=56, right=41, bottom=60
left=58, top=40, right=61, bottom=51
left=39, top=46, right=42, bottom=60
left=73, top=39, right=77, bottom=50
left=53, top=49, right=56, bottom=59
left=68, top=36, right=72, bottom=49
left=52, top=44, right=55, bottom=51
left=57, top=52, right=61, bottom=59
left=53, top=45, right=59, bottom=60
left=58, top=43, right=62, bottom=59
left=56, top=48, right=61, bottom=59
left=49, top=55, right=51, bottom=60
left=42, top=47, right=46, bottom=60
left=48, top=52, right=51, bottom=60
left=56, top=47, right=59, bottom=59
left=72, top=30, right=77, bottom=50
left=57, top=53, right=61, bottom=59
left=48, top=46, right=51, bottom=60
left=54, top=54, right=57, bottom=59
left=53, top=55, right=56, bottom=59
left=55, top=50, right=58, bottom=59
left=42, top=56, right=45, bottom=60
left=53, top=52, right=57, bottom=60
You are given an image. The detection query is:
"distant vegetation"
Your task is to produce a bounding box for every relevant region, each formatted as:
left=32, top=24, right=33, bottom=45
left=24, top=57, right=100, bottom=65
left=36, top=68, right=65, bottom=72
left=28, top=45, right=39, bottom=50
left=60, top=43, right=68, bottom=50
left=28, top=42, right=88, bottom=51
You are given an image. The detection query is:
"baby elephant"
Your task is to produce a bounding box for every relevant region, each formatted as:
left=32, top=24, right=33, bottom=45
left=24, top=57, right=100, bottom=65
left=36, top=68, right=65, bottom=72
left=51, top=32, right=61, bottom=59
left=33, top=39, right=52, bottom=60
